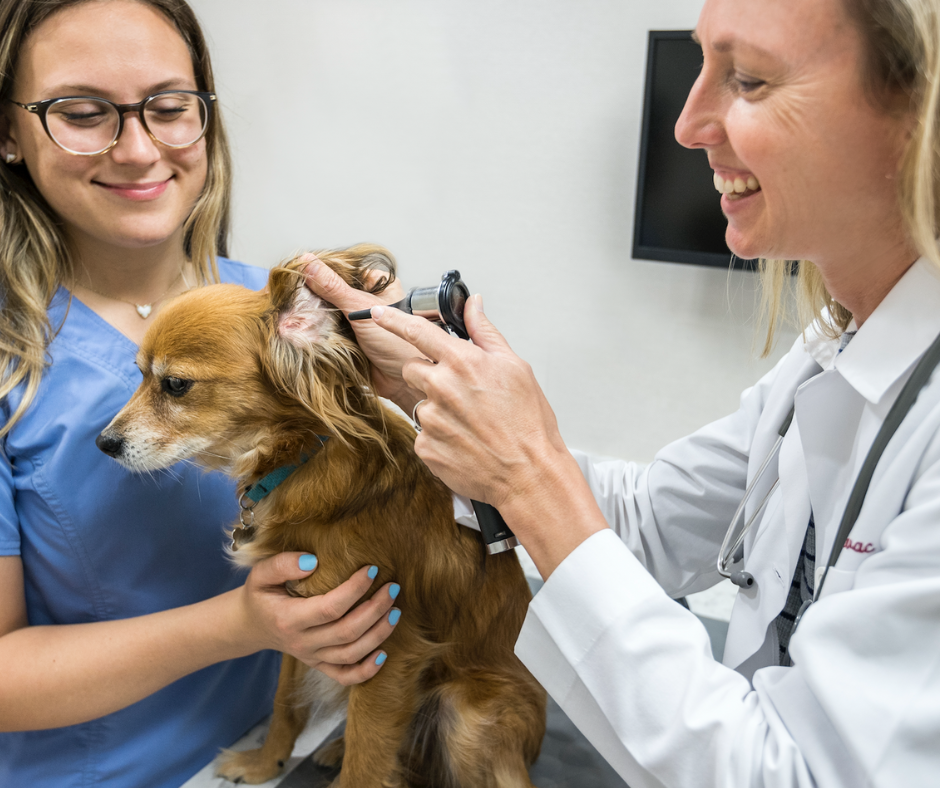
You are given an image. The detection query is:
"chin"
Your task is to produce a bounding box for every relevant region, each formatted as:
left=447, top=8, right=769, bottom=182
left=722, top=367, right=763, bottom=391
left=103, top=219, right=189, bottom=251
left=725, top=227, right=771, bottom=263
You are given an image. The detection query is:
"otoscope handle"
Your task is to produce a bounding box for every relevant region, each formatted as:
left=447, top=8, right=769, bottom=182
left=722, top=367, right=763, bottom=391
left=471, top=500, right=520, bottom=555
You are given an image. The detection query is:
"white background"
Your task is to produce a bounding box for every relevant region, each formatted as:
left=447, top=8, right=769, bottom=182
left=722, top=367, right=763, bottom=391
left=188, top=0, right=797, bottom=463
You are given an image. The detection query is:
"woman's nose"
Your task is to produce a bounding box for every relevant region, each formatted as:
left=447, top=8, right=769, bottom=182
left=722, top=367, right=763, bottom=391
left=675, top=71, right=725, bottom=151
left=109, top=115, right=161, bottom=166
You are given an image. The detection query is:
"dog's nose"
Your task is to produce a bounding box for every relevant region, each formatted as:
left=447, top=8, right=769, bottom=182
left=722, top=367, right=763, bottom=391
left=96, top=432, right=125, bottom=458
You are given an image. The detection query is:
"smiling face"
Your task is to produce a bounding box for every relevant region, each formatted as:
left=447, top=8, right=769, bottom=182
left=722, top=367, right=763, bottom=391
left=675, top=0, right=913, bottom=277
left=4, top=0, right=208, bottom=255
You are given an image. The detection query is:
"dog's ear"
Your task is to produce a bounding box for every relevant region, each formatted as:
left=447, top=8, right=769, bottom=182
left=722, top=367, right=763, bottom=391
left=267, top=261, right=334, bottom=349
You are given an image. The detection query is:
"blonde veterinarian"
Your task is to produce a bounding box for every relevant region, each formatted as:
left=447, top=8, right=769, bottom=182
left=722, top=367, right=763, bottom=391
left=307, top=0, right=940, bottom=785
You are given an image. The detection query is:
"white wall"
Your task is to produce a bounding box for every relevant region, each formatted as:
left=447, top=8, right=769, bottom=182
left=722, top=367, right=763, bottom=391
left=189, top=0, right=797, bottom=462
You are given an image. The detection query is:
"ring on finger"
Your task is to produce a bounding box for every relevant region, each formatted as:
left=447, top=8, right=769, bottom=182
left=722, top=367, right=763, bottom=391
left=412, top=398, right=427, bottom=432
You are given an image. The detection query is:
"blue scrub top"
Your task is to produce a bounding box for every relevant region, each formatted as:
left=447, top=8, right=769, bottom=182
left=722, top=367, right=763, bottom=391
left=0, top=258, right=280, bottom=788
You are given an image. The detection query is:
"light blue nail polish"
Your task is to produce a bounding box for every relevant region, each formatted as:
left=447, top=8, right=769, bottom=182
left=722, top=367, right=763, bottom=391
left=389, top=584, right=400, bottom=600
left=367, top=565, right=379, bottom=580
left=388, top=609, right=401, bottom=626
left=375, top=652, right=387, bottom=666
left=298, top=554, right=318, bottom=572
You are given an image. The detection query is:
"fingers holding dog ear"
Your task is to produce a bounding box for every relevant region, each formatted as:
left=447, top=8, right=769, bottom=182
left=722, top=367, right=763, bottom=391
left=303, top=263, right=426, bottom=408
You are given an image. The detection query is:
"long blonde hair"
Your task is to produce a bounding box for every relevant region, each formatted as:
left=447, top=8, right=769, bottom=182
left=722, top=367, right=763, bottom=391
left=0, top=0, right=232, bottom=437
left=758, top=0, right=940, bottom=355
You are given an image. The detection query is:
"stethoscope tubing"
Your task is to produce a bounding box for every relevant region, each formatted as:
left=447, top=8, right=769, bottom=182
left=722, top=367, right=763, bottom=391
left=718, top=408, right=794, bottom=588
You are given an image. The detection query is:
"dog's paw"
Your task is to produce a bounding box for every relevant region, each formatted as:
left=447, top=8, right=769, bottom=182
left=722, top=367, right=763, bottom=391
left=216, top=747, right=286, bottom=785
left=313, top=735, right=345, bottom=768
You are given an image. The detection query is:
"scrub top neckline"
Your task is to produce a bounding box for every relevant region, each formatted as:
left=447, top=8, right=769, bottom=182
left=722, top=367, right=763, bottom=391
left=57, top=285, right=152, bottom=353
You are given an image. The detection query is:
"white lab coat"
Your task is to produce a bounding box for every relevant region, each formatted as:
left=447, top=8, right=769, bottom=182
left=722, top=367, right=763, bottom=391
left=514, top=257, right=940, bottom=787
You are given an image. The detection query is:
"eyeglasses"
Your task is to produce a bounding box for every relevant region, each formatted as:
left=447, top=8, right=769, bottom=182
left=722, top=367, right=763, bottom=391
left=8, top=90, right=216, bottom=156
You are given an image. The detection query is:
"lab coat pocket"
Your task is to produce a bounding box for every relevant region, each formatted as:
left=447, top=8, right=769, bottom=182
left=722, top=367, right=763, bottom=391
left=818, top=566, right=855, bottom=599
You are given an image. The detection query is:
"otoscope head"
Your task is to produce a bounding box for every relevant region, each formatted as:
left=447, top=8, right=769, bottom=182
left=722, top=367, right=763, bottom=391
left=408, top=270, right=469, bottom=339
left=348, top=269, right=470, bottom=339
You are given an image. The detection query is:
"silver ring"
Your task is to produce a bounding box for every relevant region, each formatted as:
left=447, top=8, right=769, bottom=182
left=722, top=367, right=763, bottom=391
left=412, top=398, right=427, bottom=432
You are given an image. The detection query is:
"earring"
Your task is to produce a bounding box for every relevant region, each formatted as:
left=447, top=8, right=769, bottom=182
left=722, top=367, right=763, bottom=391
left=4, top=153, right=15, bottom=164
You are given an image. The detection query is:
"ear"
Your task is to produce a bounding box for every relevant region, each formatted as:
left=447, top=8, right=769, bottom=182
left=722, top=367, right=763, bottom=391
left=0, top=108, right=20, bottom=164
left=268, top=266, right=334, bottom=349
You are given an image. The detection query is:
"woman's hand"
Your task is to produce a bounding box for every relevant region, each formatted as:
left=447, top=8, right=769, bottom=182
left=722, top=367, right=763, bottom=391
left=365, top=295, right=608, bottom=579
left=367, top=295, right=567, bottom=509
left=303, top=259, right=426, bottom=413
left=239, top=553, right=400, bottom=685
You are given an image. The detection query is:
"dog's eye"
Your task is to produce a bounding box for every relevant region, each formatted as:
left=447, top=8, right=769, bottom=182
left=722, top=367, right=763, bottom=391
left=161, top=377, right=194, bottom=397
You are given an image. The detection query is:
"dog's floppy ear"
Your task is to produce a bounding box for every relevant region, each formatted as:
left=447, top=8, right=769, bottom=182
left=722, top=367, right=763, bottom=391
left=267, top=260, right=334, bottom=350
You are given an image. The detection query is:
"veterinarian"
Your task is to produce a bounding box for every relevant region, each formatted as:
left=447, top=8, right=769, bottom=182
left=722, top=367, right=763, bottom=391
left=306, top=0, right=940, bottom=784
left=0, top=2, right=403, bottom=786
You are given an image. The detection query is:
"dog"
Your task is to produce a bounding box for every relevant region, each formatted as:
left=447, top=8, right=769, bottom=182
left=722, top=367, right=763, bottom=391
left=96, top=244, right=547, bottom=788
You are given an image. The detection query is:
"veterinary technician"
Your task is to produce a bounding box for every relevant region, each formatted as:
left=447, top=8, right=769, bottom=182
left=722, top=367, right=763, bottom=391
left=0, top=2, right=403, bottom=786
left=308, top=0, right=940, bottom=784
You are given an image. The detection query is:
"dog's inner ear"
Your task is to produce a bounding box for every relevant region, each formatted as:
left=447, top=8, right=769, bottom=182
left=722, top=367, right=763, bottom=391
left=276, top=281, right=332, bottom=349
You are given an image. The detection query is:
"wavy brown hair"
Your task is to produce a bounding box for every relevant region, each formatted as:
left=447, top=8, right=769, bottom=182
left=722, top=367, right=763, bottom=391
left=0, top=0, right=232, bottom=437
left=758, top=0, right=940, bottom=355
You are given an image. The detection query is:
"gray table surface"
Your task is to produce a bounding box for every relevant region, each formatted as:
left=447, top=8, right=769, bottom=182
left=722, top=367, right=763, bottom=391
left=279, top=695, right=630, bottom=788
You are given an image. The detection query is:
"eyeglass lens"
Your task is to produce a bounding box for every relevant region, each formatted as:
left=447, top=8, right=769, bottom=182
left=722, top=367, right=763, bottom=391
left=45, top=92, right=208, bottom=154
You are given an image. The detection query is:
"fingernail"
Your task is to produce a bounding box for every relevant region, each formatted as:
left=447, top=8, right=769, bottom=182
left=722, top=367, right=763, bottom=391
left=307, top=262, right=320, bottom=277
left=474, top=293, right=484, bottom=313
left=389, top=583, right=400, bottom=600
left=371, top=305, right=385, bottom=320
left=298, top=554, right=318, bottom=572
left=388, top=609, right=401, bottom=626
left=368, top=565, right=379, bottom=580
left=375, top=652, right=387, bottom=666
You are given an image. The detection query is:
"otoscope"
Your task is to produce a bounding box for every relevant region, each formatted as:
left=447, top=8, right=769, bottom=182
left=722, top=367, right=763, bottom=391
left=349, top=271, right=520, bottom=555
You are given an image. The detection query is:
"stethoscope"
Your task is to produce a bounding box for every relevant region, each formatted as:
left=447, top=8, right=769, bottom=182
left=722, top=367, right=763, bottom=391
left=717, top=406, right=794, bottom=590
left=716, top=327, right=940, bottom=624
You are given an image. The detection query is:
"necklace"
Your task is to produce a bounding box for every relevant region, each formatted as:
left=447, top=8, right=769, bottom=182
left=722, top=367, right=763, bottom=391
left=73, top=269, right=189, bottom=319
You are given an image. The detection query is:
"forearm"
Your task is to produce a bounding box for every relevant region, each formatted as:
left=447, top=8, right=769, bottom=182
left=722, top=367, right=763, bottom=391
left=499, top=442, right=609, bottom=580
left=0, top=587, right=252, bottom=732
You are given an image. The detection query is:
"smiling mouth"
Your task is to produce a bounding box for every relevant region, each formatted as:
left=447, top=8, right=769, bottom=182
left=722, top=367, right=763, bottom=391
left=95, top=179, right=172, bottom=200
left=714, top=173, right=762, bottom=201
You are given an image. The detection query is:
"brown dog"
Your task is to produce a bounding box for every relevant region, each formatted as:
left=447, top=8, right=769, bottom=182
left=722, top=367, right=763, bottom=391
left=97, top=245, right=546, bottom=788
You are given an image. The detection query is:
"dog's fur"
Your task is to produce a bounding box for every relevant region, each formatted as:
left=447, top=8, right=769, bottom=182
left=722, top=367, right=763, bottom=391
left=98, top=245, right=546, bottom=788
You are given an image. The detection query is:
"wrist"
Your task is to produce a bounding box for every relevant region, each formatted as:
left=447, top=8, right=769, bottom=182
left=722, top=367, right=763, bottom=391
left=214, top=586, right=263, bottom=659
left=498, top=446, right=608, bottom=580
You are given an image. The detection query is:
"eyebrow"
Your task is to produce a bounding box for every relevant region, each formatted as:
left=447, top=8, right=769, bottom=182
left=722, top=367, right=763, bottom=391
left=690, top=30, right=776, bottom=59
left=39, top=78, right=195, bottom=98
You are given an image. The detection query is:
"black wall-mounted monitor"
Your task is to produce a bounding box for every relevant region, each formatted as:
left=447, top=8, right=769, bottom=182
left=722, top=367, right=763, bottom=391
left=633, top=30, right=756, bottom=270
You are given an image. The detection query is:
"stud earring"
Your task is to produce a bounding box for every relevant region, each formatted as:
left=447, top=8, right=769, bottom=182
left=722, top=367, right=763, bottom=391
left=4, top=153, right=15, bottom=164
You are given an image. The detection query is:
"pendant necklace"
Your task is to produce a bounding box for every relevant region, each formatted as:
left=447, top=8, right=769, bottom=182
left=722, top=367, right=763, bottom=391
left=73, top=268, right=189, bottom=319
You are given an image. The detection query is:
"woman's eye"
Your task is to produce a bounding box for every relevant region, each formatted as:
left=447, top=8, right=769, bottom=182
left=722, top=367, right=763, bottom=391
left=733, top=74, right=765, bottom=93
left=58, top=109, right=108, bottom=126
left=161, top=377, right=194, bottom=397
left=150, top=106, right=186, bottom=119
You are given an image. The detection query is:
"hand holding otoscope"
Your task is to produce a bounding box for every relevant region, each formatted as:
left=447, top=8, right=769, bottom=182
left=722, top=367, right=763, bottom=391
left=349, top=271, right=520, bottom=555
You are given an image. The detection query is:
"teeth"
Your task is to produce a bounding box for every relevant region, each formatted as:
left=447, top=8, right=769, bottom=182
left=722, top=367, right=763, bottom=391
left=713, top=173, right=761, bottom=195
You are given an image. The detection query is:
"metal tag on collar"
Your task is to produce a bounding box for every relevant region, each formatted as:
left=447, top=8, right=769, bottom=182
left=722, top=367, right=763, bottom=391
left=231, top=524, right=256, bottom=550
left=231, top=489, right=257, bottom=551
